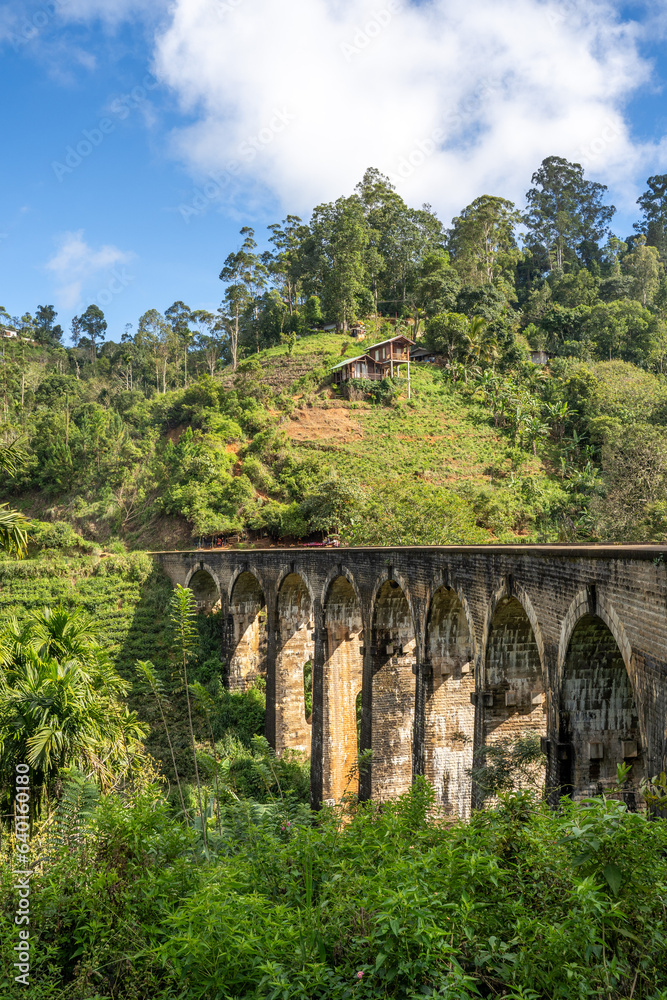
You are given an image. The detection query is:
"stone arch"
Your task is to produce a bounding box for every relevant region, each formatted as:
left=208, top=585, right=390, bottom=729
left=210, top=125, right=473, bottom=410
left=275, top=573, right=314, bottom=757
left=184, top=565, right=222, bottom=613
left=558, top=607, right=645, bottom=806
left=558, top=588, right=633, bottom=680
left=424, top=585, right=476, bottom=817
left=484, top=579, right=545, bottom=668
left=227, top=571, right=267, bottom=693
left=482, top=586, right=547, bottom=789
left=369, top=566, right=418, bottom=639
left=368, top=578, right=417, bottom=801
left=228, top=564, right=269, bottom=605
left=322, top=575, right=364, bottom=803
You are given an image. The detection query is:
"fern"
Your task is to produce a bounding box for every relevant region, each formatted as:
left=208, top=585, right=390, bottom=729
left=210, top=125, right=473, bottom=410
left=53, top=769, right=99, bottom=849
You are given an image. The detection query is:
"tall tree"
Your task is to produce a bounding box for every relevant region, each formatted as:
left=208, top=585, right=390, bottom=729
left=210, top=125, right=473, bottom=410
left=448, top=195, right=522, bottom=291
left=523, top=156, right=615, bottom=272
left=355, top=168, right=406, bottom=313
left=307, top=195, right=370, bottom=329
left=219, top=227, right=267, bottom=366
left=136, top=309, right=173, bottom=393
left=74, top=305, right=107, bottom=364
left=634, top=174, right=667, bottom=262
left=34, top=305, right=63, bottom=345
left=266, top=215, right=309, bottom=317
left=192, top=309, right=225, bottom=376
left=621, top=235, right=663, bottom=307
left=165, top=301, right=194, bottom=386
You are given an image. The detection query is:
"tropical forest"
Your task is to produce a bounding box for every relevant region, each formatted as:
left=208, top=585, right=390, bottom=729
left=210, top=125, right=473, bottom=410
left=2, top=158, right=667, bottom=1000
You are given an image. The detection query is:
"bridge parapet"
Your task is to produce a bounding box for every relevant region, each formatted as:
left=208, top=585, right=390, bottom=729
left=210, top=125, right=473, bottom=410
left=154, top=546, right=667, bottom=814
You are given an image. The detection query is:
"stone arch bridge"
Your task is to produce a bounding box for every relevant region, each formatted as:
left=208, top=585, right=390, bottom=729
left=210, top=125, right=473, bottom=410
left=153, top=546, right=667, bottom=815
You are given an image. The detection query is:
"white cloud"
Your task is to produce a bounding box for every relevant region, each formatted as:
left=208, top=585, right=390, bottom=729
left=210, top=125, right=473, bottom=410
left=45, top=230, right=135, bottom=310
left=147, top=0, right=659, bottom=224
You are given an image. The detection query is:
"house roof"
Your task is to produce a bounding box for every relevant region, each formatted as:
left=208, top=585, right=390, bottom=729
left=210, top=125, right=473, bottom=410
left=369, top=334, right=415, bottom=350
left=330, top=353, right=374, bottom=371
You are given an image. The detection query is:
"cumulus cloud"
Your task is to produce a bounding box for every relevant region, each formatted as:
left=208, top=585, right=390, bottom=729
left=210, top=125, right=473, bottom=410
left=148, top=0, right=659, bottom=223
left=45, top=230, right=135, bottom=310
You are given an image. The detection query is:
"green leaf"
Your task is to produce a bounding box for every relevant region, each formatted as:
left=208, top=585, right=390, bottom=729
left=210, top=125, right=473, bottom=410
left=572, top=851, right=593, bottom=866
left=375, top=951, right=387, bottom=970
left=603, top=862, right=623, bottom=896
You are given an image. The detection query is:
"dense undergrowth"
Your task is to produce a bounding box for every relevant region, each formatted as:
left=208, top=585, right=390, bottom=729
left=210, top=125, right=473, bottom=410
left=2, top=777, right=667, bottom=1000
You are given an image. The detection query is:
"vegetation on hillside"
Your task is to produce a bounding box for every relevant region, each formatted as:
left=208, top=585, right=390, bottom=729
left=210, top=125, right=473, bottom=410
left=4, top=158, right=667, bottom=547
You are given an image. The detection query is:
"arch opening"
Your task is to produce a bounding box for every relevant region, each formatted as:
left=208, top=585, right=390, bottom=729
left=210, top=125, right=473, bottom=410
left=482, top=596, right=546, bottom=792
left=275, top=573, right=314, bottom=757
left=188, top=569, right=221, bottom=614
left=369, top=580, right=416, bottom=801
left=322, top=576, right=363, bottom=804
left=424, top=587, right=475, bottom=818
left=559, top=613, right=644, bottom=806
left=228, top=572, right=266, bottom=693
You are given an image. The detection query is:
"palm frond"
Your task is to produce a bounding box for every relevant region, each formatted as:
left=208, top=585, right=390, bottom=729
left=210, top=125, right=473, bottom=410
left=0, top=505, right=31, bottom=558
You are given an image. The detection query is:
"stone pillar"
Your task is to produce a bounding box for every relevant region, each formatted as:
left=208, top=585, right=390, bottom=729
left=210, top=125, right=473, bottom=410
left=310, top=606, right=325, bottom=810
left=264, top=588, right=278, bottom=750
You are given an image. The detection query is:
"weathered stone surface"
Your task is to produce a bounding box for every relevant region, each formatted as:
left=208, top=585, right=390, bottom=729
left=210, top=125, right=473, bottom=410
left=160, top=545, right=667, bottom=812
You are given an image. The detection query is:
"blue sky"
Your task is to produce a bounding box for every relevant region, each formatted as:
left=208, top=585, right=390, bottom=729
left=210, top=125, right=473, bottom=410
left=1, top=0, right=666, bottom=342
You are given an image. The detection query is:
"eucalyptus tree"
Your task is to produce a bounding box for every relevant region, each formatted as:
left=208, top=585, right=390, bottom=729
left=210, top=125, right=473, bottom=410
left=635, top=174, right=667, bottom=262
left=306, top=195, right=370, bottom=329
left=523, top=156, right=615, bottom=273
left=621, top=235, right=663, bottom=307
left=447, top=195, right=522, bottom=293
left=73, top=304, right=107, bottom=364
left=266, top=215, right=309, bottom=317
left=166, top=300, right=195, bottom=386
left=219, top=227, right=268, bottom=365
left=136, top=308, right=174, bottom=393
left=34, top=305, right=63, bottom=345
left=191, top=309, right=225, bottom=376
left=355, top=167, right=406, bottom=313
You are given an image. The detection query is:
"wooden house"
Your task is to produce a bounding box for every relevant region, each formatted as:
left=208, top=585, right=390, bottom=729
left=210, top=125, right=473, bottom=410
left=330, top=352, right=384, bottom=383
left=410, top=346, right=437, bottom=363
left=331, top=334, right=415, bottom=383
left=365, top=334, right=414, bottom=374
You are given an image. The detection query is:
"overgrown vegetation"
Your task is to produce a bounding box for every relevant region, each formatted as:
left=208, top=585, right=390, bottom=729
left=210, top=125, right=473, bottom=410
left=2, top=772, right=667, bottom=999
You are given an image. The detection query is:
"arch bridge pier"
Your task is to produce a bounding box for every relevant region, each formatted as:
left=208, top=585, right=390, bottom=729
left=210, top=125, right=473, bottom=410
left=154, top=546, right=667, bottom=816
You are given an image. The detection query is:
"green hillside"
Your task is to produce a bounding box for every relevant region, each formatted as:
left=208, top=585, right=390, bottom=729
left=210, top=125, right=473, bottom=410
left=5, top=325, right=667, bottom=548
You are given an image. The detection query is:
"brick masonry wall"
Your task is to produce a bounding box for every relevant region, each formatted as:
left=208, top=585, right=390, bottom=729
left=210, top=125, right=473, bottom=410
left=159, top=546, right=667, bottom=812
left=425, top=587, right=475, bottom=818
left=323, top=576, right=363, bottom=804
left=228, top=571, right=266, bottom=692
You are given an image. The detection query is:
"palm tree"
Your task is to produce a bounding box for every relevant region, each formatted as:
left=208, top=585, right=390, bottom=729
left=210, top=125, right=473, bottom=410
left=0, top=443, right=30, bottom=557
left=0, top=606, right=146, bottom=814
left=464, top=315, right=498, bottom=368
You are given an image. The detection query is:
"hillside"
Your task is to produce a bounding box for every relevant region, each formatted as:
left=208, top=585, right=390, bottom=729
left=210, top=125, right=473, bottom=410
left=5, top=323, right=667, bottom=549
left=2, top=328, right=584, bottom=549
